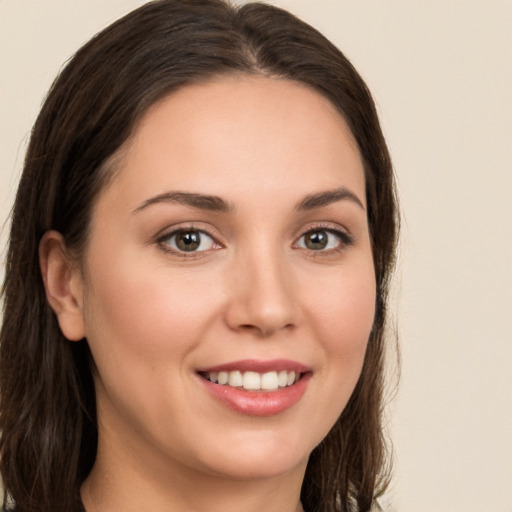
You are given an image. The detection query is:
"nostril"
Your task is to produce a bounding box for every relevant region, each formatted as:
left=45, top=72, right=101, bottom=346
left=237, top=322, right=294, bottom=338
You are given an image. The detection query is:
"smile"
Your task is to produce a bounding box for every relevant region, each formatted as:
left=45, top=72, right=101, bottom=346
left=201, top=370, right=301, bottom=391
left=197, top=360, right=311, bottom=416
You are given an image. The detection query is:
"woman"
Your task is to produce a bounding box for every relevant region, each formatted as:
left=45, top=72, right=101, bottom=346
left=0, top=1, right=398, bottom=511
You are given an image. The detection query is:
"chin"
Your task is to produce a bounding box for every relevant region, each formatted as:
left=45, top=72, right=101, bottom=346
left=192, top=431, right=314, bottom=482
left=207, top=453, right=309, bottom=482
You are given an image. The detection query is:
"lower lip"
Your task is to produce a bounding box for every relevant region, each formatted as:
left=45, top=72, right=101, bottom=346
left=199, top=374, right=311, bottom=416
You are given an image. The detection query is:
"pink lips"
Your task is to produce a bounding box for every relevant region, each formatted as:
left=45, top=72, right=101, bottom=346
left=197, top=359, right=312, bottom=417
left=198, top=359, right=311, bottom=374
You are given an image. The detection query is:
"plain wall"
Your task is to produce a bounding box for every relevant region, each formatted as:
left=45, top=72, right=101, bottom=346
left=1, top=1, right=511, bottom=511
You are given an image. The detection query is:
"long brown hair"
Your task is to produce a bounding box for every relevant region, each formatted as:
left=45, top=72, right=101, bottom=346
left=0, top=1, right=398, bottom=511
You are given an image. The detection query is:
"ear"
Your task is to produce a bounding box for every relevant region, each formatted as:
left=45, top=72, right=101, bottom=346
left=39, top=231, right=85, bottom=341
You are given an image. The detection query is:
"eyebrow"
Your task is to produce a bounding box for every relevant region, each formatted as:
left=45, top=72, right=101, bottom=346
left=133, top=186, right=364, bottom=215
left=133, top=192, right=232, bottom=214
left=296, top=187, right=365, bottom=211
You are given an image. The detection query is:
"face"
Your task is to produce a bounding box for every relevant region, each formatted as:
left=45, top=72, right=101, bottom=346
left=79, top=76, right=376, bottom=482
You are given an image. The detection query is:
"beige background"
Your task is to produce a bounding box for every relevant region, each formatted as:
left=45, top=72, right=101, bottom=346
left=1, top=1, right=511, bottom=511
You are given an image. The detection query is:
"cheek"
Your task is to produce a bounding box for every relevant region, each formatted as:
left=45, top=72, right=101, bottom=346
left=81, top=250, right=225, bottom=434
left=308, top=262, right=376, bottom=352
left=82, top=250, right=220, bottom=362
left=303, top=260, right=376, bottom=404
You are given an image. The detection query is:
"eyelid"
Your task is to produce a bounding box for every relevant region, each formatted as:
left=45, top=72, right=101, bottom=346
left=153, top=221, right=354, bottom=257
left=293, top=222, right=355, bottom=252
left=156, top=224, right=223, bottom=256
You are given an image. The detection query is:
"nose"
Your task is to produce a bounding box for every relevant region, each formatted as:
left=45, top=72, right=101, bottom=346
left=224, top=248, right=297, bottom=337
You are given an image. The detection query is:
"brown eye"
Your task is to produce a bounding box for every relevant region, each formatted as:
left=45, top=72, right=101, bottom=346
left=304, top=231, right=329, bottom=250
left=297, top=229, right=349, bottom=252
left=175, top=231, right=201, bottom=251
left=162, top=229, right=216, bottom=253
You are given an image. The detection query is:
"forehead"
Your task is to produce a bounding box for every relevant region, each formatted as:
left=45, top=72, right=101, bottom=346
left=98, top=75, right=365, bottom=210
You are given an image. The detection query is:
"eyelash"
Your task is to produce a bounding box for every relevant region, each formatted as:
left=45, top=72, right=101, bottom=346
left=295, top=224, right=355, bottom=255
left=156, top=224, right=354, bottom=257
left=157, top=226, right=220, bottom=257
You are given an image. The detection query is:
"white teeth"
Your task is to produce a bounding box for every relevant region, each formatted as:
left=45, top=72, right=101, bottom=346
left=228, top=370, right=243, bottom=387
left=204, top=369, right=301, bottom=391
left=260, top=371, right=279, bottom=390
left=278, top=370, right=288, bottom=387
left=243, top=371, right=261, bottom=390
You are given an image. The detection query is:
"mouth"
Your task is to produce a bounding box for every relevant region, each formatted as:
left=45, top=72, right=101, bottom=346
left=196, top=360, right=311, bottom=416
left=199, top=370, right=302, bottom=392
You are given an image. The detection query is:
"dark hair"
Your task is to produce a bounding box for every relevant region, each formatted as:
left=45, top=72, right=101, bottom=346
left=0, top=1, right=398, bottom=511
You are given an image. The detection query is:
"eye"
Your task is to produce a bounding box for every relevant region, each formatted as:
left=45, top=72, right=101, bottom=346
left=296, top=228, right=349, bottom=252
left=160, top=229, right=218, bottom=253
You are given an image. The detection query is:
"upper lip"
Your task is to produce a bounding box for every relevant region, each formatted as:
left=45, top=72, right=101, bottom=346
left=197, top=359, right=311, bottom=374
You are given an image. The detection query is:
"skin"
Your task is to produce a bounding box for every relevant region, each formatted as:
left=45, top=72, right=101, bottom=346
left=40, top=75, right=376, bottom=512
